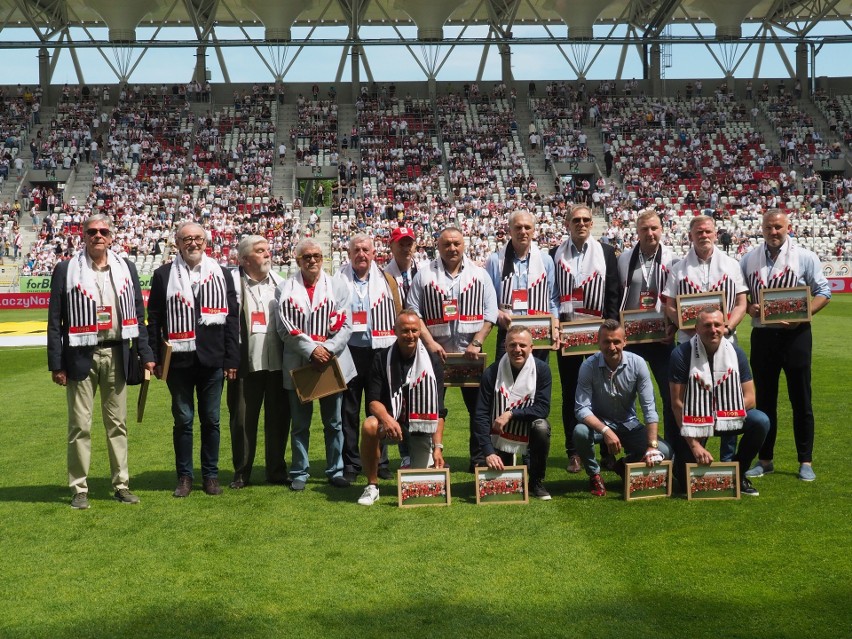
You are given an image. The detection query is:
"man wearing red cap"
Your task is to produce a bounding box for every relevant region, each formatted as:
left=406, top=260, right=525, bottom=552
left=385, top=227, right=420, bottom=304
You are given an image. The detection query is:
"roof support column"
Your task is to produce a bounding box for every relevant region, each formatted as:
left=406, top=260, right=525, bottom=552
left=796, top=42, right=810, bottom=98
left=500, top=42, right=513, bottom=83
left=351, top=44, right=361, bottom=103
left=38, top=47, right=50, bottom=106
left=649, top=43, right=662, bottom=97
left=194, top=46, right=207, bottom=85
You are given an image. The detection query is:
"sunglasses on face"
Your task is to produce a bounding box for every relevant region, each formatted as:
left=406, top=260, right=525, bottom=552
left=299, top=254, right=323, bottom=262
left=85, top=228, right=111, bottom=237
left=571, top=218, right=593, bottom=225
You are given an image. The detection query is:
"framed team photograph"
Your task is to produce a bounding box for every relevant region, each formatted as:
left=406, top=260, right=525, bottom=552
left=624, top=461, right=673, bottom=501
left=443, top=352, right=487, bottom=387
left=510, top=315, right=557, bottom=350
left=676, top=291, right=727, bottom=330
left=397, top=468, right=451, bottom=508
left=759, top=286, right=812, bottom=325
left=685, top=462, right=741, bottom=500
left=559, top=319, right=603, bottom=356
left=475, top=465, right=528, bottom=505
left=620, top=308, right=669, bottom=344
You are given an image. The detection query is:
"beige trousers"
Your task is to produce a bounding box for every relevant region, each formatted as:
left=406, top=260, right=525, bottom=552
left=66, top=345, right=129, bottom=494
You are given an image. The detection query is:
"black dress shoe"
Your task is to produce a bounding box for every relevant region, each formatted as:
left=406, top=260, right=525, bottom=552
left=377, top=467, right=394, bottom=480
left=343, top=471, right=358, bottom=484
left=229, top=479, right=248, bottom=489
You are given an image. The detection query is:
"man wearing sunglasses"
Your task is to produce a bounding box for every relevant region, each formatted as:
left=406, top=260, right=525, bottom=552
left=48, top=214, right=155, bottom=509
left=147, top=222, right=240, bottom=498
left=551, top=204, right=620, bottom=475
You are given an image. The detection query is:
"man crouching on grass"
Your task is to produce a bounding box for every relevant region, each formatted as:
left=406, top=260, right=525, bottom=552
left=357, top=310, right=446, bottom=506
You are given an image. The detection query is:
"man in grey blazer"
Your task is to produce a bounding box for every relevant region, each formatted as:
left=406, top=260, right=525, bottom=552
left=276, top=238, right=356, bottom=491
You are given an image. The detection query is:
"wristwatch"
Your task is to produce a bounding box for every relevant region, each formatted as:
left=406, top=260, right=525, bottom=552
left=649, top=440, right=659, bottom=449
left=470, top=339, right=483, bottom=348
left=433, top=442, right=444, bottom=450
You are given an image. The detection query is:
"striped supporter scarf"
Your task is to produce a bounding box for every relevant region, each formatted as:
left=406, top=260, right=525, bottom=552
left=278, top=270, right=346, bottom=342
left=498, top=241, right=550, bottom=315
left=675, top=248, right=739, bottom=318
left=64, top=249, right=139, bottom=347
left=418, top=257, right=485, bottom=338
left=742, top=239, right=801, bottom=304
left=681, top=334, right=746, bottom=438
left=165, top=253, right=228, bottom=352
left=336, top=261, right=397, bottom=349
left=490, top=353, right=538, bottom=455
left=554, top=236, right=607, bottom=317
left=387, top=341, right=439, bottom=434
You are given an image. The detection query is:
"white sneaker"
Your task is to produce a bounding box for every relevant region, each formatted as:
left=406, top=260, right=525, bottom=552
left=357, top=484, right=380, bottom=506
left=400, top=456, right=411, bottom=469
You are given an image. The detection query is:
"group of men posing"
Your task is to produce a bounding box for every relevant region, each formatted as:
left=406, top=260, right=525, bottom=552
left=48, top=204, right=830, bottom=508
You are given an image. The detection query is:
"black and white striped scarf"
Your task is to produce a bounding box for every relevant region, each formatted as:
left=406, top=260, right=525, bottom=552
left=387, top=341, right=439, bottom=434
left=742, top=240, right=802, bottom=326
left=682, top=335, right=746, bottom=438
left=675, top=248, right=739, bottom=318
left=491, top=353, right=537, bottom=454
left=336, top=261, right=397, bottom=349
left=498, top=242, right=550, bottom=315
left=554, top=237, right=607, bottom=317
left=418, top=257, right=486, bottom=338
left=278, top=270, right=346, bottom=342
left=64, top=249, right=138, bottom=347
left=166, top=253, right=228, bottom=352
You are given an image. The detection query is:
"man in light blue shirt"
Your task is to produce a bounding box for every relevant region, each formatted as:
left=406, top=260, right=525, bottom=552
left=574, top=319, right=671, bottom=496
left=485, top=210, right=560, bottom=362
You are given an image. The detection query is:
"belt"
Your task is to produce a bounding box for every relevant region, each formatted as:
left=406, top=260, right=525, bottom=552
left=97, top=340, right=123, bottom=348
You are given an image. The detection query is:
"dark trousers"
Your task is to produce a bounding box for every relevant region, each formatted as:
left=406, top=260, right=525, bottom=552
left=625, top=342, right=676, bottom=443
left=673, top=409, right=770, bottom=489
left=167, top=366, right=224, bottom=480
left=227, top=369, right=291, bottom=483
left=342, top=345, right=388, bottom=474
left=441, top=384, right=481, bottom=464
left=750, top=325, right=815, bottom=463
left=556, top=352, right=585, bottom=457
left=495, top=419, right=551, bottom=482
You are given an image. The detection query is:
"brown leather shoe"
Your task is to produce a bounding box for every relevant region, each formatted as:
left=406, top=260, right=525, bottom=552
left=203, top=477, right=222, bottom=495
left=173, top=475, right=192, bottom=498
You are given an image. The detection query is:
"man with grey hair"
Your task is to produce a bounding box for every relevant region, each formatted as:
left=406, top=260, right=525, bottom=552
left=485, top=209, right=559, bottom=362
left=226, top=235, right=289, bottom=489
left=48, top=214, right=155, bottom=509
left=334, top=233, right=402, bottom=483
left=276, top=238, right=357, bottom=491
left=147, top=221, right=240, bottom=498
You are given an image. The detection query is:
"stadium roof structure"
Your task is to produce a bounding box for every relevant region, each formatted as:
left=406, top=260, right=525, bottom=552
left=2, top=0, right=852, bottom=83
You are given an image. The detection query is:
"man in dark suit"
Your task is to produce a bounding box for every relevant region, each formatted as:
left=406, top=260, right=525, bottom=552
left=147, top=221, right=239, bottom=498
left=48, top=214, right=154, bottom=509
left=226, top=235, right=289, bottom=489
left=551, top=204, right=620, bottom=474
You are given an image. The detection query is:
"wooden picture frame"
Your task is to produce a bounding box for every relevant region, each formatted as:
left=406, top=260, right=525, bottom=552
left=620, top=308, right=668, bottom=344
left=624, top=460, right=673, bottom=500
left=759, top=286, right=812, bottom=325
left=559, top=319, right=602, bottom=357
left=291, top=357, right=347, bottom=403
left=136, top=369, right=151, bottom=423
left=475, top=465, right=529, bottom=505
left=685, top=462, right=741, bottom=500
left=397, top=468, right=451, bottom=508
left=676, top=291, right=727, bottom=331
left=160, top=340, right=173, bottom=382
left=509, top=315, right=557, bottom=350
left=443, top=352, right=487, bottom=387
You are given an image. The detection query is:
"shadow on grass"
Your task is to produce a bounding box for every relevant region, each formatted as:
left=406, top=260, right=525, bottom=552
left=2, top=589, right=849, bottom=639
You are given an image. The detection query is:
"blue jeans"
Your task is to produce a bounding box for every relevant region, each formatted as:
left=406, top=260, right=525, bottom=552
left=573, top=421, right=672, bottom=476
left=288, top=390, right=344, bottom=483
left=167, top=366, right=224, bottom=480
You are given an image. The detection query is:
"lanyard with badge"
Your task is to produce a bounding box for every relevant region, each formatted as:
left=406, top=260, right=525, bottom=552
left=244, top=276, right=268, bottom=333
left=94, top=267, right=114, bottom=331
left=441, top=269, right=460, bottom=322
left=510, top=257, right=529, bottom=313
left=352, top=277, right=369, bottom=332
left=570, top=246, right=585, bottom=306
left=637, top=248, right=658, bottom=310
